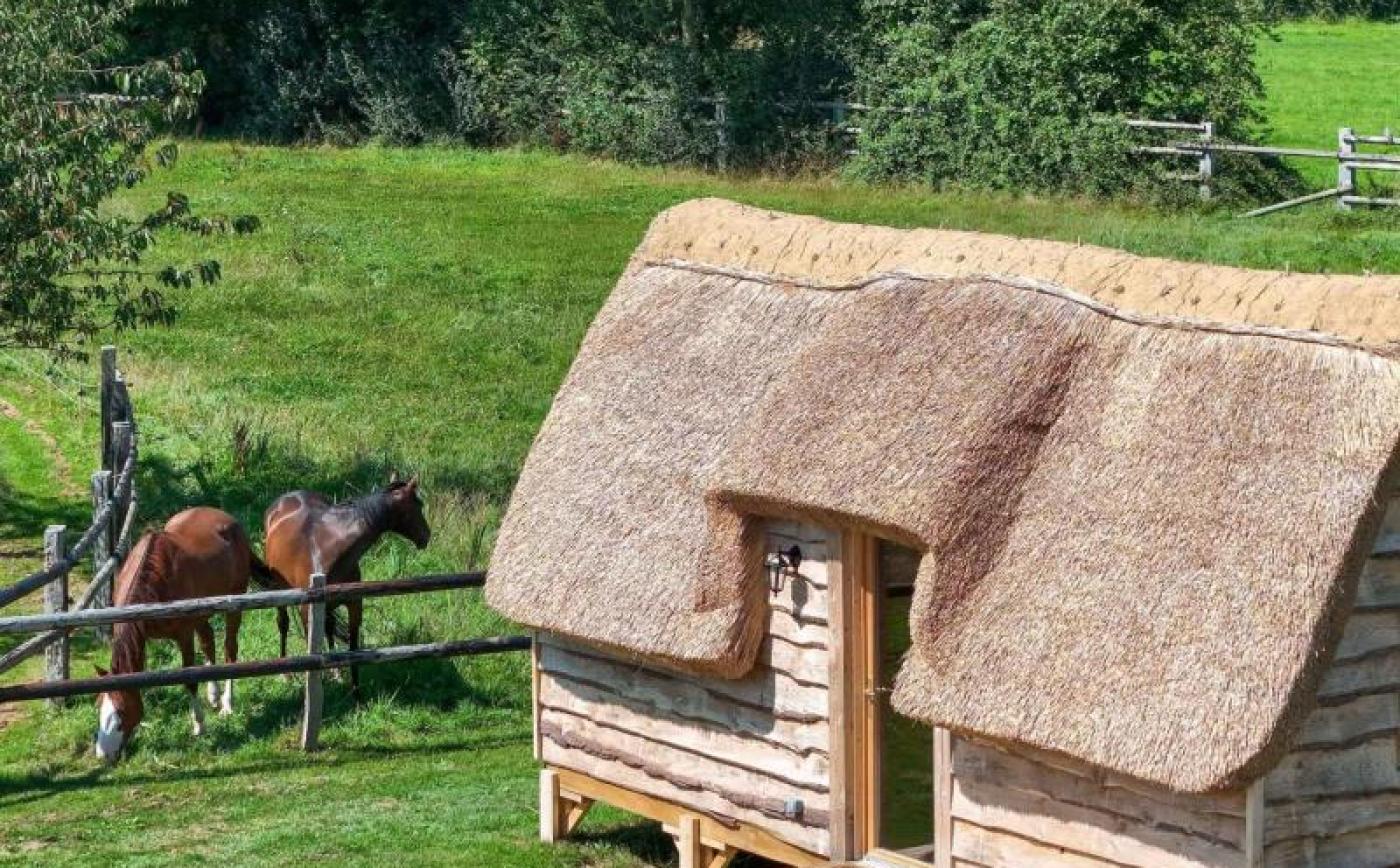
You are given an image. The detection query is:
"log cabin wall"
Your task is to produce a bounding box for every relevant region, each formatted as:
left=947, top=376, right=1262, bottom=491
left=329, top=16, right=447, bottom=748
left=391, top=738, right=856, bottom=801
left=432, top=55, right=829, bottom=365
left=947, top=737, right=1248, bottom=868
left=1260, top=497, right=1400, bottom=868
left=535, top=520, right=837, bottom=857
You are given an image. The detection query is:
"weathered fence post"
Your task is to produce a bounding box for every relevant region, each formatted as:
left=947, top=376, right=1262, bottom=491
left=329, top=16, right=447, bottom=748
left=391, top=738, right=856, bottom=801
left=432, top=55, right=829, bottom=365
left=91, top=470, right=114, bottom=639
left=111, top=419, right=132, bottom=544
left=301, top=571, right=327, bottom=751
left=1339, top=127, right=1356, bottom=211
left=100, top=346, right=116, bottom=471
left=1198, top=121, right=1214, bottom=201
left=43, top=525, right=68, bottom=707
left=713, top=97, right=730, bottom=172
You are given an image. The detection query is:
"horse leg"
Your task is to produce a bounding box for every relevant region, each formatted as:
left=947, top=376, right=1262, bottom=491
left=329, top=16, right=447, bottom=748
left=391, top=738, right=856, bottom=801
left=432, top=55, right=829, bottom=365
left=178, top=633, right=205, bottom=737
left=348, top=599, right=363, bottom=700
left=221, top=611, right=241, bottom=716
left=324, top=602, right=344, bottom=683
left=195, top=621, right=219, bottom=708
left=277, top=606, right=293, bottom=681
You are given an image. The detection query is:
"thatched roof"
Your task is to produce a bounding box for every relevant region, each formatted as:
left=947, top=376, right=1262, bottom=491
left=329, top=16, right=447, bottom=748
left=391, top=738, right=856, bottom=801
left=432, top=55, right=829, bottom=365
left=487, top=199, right=1400, bottom=792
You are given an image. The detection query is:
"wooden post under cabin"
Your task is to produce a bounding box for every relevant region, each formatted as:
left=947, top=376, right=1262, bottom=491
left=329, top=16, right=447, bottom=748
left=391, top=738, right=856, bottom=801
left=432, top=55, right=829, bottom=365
left=300, top=571, right=326, bottom=751
left=90, top=469, right=113, bottom=641
left=43, top=525, right=68, bottom=707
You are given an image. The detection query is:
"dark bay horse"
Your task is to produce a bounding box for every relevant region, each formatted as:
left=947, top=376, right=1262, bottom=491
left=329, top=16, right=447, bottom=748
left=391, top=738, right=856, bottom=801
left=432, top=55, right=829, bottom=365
left=94, top=507, right=278, bottom=762
left=263, top=476, right=430, bottom=694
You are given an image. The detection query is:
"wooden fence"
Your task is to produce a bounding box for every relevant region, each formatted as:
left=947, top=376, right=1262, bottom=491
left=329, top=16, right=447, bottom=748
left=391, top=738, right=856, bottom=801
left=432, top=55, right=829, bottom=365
left=0, top=346, right=138, bottom=696
left=1126, top=120, right=1400, bottom=214
left=670, top=97, right=1399, bottom=217
left=0, top=570, right=530, bottom=750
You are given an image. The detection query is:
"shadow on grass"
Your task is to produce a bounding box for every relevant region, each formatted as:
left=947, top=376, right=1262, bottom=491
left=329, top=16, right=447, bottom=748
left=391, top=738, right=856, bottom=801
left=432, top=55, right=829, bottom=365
left=0, top=726, right=531, bottom=811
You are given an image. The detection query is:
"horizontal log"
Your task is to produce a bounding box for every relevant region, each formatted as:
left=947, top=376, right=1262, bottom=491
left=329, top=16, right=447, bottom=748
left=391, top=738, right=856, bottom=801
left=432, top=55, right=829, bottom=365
left=1265, top=791, right=1400, bottom=844
left=540, top=639, right=829, bottom=722
left=0, top=635, right=529, bottom=702
left=1291, top=693, right=1400, bottom=752
left=0, top=572, right=487, bottom=635
left=541, top=716, right=830, bottom=830
left=951, top=777, right=1242, bottom=868
left=952, top=819, right=1116, bottom=868
left=1264, top=823, right=1400, bottom=868
left=540, top=692, right=830, bottom=790
left=0, top=631, right=61, bottom=676
left=540, top=659, right=828, bottom=753
left=952, top=739, right=1245, bottom=847
left=1333, top=611, right=1400, bottom=663
left=1264, top=735, right=1400, bottom=801
left=1317, top=648, right=1400, bottom=705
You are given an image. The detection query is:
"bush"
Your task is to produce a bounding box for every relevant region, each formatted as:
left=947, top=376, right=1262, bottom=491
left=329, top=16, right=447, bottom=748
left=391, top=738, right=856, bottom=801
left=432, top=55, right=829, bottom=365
left=848, top=0, right=1281, bottom=194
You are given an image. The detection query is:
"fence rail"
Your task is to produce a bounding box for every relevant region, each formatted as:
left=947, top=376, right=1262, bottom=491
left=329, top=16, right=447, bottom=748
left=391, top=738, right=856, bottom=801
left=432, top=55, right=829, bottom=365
left=0, top=346, right=139, bottom=685
left=0, top=569, right=528, bottom=751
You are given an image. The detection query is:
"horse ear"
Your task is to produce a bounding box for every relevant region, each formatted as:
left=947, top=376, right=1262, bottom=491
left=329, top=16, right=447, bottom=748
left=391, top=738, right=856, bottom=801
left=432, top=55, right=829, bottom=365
left=406, top=475, right=418, bottom=491
left=389, top=470, right=401, bottom=485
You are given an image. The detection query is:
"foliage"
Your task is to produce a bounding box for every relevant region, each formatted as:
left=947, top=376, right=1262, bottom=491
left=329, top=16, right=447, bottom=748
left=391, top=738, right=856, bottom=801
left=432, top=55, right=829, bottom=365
left=0, top=0, right=256, bottom=358
left=1272, top=0, right=1400, bottom=18
left=848, top=0, right=1280, bottom=194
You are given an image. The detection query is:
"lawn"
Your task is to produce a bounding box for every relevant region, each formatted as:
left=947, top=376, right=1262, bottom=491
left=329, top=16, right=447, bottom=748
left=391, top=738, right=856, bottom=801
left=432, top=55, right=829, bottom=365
left=2, top=19, right=1400, bottom=867
left=1257, top=19, right=1400, bottom=187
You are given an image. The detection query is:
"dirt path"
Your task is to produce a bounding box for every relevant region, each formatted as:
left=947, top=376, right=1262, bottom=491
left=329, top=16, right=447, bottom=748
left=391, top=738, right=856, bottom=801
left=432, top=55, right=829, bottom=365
left=0, top=397, right=80, bottom=497
left=0, top=397, right=83, bottom=732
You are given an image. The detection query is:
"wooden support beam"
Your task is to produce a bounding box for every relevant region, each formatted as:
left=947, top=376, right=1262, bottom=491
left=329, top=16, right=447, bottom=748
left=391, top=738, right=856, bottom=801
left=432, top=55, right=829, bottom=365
left=300, top=572, right=326, bottom=751
left=933, top=727, right=952, bottom=868
left=553, top=766, right=824, bottom=867
left=1244, top=779, right=1264, bottom=867
left=540, top=768, right=563, bottom=843
left=677, top=813, right=705, bottom=868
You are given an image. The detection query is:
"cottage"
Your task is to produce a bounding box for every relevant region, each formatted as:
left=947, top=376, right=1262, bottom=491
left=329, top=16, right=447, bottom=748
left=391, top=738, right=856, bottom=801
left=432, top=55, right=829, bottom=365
left=486, top=199, right=1400, bottom=867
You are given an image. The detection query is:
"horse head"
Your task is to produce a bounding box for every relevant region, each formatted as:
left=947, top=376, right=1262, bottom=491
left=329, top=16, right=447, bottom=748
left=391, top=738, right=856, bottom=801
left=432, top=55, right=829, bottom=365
left=93, top=667, right=143, bottom=763
left=385, top=474, right=431, bottom=549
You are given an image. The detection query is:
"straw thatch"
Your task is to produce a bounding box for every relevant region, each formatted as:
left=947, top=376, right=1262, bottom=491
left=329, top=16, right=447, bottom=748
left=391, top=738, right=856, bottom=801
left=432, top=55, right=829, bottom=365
left=487, top=199, right=1400, bottom=793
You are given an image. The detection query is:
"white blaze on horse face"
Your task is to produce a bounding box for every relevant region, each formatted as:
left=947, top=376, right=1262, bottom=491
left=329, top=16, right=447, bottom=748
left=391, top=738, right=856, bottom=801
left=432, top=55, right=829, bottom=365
left=220, top=679, right=234, bottom=716
left=95, top=695, right=124, bottom=761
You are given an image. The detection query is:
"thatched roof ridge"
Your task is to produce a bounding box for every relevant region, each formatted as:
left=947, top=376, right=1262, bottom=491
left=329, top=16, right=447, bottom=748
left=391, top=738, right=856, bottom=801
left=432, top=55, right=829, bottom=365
left=487, top=200, right=1400, bottom=792
left=637, top=198, right=1400, bottom=352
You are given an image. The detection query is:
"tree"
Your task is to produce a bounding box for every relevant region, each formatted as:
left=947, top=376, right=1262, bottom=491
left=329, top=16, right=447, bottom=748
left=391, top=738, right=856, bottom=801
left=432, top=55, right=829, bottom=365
left=0, top=0, right=256, bottom=358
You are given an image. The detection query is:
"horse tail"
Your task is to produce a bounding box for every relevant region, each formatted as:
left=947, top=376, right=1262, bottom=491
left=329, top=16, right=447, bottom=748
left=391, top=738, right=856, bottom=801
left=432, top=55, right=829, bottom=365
left=248, top=553, right=290, bottom=591
left=251, top=554, right=351, bottom=646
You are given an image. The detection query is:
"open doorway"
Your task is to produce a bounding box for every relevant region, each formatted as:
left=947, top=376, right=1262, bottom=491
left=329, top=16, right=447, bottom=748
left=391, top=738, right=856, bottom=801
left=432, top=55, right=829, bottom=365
left=850, top=536, right=939, bottom=864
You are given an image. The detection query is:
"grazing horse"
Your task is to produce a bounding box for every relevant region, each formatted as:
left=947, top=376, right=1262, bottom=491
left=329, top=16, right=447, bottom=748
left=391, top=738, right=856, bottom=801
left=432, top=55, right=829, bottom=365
left=94, top=507, right=277, bottom=762
left=263, top=475, right=430, bottom=695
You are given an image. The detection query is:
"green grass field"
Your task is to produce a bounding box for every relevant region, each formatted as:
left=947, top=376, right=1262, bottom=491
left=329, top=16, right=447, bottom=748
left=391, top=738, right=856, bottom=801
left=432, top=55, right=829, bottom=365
left=1257, top=19, right=1400, bottom=187
left=1, top=19, right=1398, bottom=867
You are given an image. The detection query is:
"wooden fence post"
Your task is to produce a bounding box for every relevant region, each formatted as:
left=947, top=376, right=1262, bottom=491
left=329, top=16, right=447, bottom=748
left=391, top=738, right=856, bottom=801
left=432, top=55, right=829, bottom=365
left=1339, top=127, right=1356, bottom=210
left=300, top=571, right=327, bottom=751
left=111, top=420, right=132, bottom=547
left=43, top=525, right=68, bottom=707
left=100, top=346, right=116, bottom=472
left=714, top=97, right=730, bottom=172
left=1198, top=121, right=1214, bottom=201
left=91, top=470, right=114, bottom=639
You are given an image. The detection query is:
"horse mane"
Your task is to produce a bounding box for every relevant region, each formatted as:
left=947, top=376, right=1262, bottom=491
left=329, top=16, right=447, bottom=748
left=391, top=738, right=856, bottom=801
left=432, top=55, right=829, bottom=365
left=109, top=531, right=174, bottom=676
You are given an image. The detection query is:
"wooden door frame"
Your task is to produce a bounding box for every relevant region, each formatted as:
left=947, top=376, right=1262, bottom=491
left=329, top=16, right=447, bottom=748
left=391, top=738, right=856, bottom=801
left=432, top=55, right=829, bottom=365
left=832, top=531, right=883, bottom=859
left=834, top=531, right=949, bottom=868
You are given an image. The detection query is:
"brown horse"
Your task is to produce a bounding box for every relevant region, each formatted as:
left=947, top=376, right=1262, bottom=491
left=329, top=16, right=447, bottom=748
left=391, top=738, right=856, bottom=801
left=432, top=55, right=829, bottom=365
left=94, top=507, right=279, bottom=762
left=263, top=475, right=430, bottom=695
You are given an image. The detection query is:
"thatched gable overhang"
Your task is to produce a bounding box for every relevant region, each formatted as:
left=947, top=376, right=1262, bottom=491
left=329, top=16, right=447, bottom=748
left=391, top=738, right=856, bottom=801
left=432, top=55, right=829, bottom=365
left=487, top=200, right=1400, bottom=792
